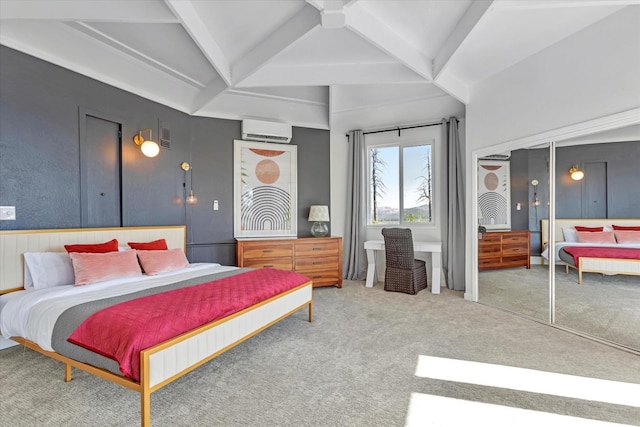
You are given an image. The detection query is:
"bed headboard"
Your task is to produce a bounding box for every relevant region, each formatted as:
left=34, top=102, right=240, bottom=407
left=541, top=218, right=640, bottom=246
left=0, top=226, right=186, bottom=293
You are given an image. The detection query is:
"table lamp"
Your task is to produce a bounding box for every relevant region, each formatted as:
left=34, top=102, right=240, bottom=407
left=308, top=205, right=330, bottom=237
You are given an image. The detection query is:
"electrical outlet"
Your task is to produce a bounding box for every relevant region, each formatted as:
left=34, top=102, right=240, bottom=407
left=0, top=206, right=16, bottom=220
left=213, top=200, right=219, bottom=211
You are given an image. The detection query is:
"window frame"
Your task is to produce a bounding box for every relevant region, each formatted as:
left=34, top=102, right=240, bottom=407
left=365, top=136, right=436, bottom=228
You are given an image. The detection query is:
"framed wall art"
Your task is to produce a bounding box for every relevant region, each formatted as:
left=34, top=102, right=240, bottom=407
left=234, top=140, right=297, bottom=238
left=478, top=159, right=511, bottom=230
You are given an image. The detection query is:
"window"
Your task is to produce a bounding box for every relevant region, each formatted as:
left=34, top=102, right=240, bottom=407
left=368, top=141, right=434, bottom=225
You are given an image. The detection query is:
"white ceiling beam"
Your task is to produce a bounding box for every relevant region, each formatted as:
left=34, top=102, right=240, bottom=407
left=67, top=22, right=206, bottom=89
left=493, top=0, right=640, bottom=10
left=189, top=78, right=229, bottom=114
left=232, top=6, right=320, bottom=86
left=236, top=63, right=425, bottom=87
left=165, top=0, right=232, bottom=86
left=0, top=0, right=178, bottom=23
left=345, top=2, right=432, bottom=80
left=433, top=0, right=494, bottom=80
left=432, top=72, right=470, bottom=105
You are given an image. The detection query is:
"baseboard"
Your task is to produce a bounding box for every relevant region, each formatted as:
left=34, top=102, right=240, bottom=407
left=0, top=336, right=18, bottom=350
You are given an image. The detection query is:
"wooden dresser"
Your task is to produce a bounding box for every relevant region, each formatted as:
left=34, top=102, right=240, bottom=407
left=478, top=230, right=530, bottom=271
left=236, top=237, right=343, bottom=288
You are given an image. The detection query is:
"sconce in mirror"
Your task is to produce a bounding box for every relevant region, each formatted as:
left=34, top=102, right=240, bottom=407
left=531, top=179, right=540, bottom=206
left=181, top=161, right=198, bottom=205
left=569, top=165, right=584, bottom=181
left=133, top=128, right=160, bottom=158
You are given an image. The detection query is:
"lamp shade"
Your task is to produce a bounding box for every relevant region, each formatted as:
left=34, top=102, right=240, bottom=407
left=569, top=165, right=584, bottom=181
left=141, top=140, right=160, bottom=157
left=308, top=205, right=330, bottom=222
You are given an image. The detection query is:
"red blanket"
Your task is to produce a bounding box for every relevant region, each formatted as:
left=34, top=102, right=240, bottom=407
left=67, top=269, right=311, bottom=381
left=562, top=246, right=640, bottom=268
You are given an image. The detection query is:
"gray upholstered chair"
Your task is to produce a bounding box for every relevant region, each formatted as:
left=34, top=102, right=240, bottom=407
left=381, top=228, right=428, bottom=295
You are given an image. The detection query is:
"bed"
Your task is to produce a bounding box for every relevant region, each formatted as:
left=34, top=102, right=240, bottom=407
left=541, top=219, right=640, bottom=284
left=0, top=226, right=313, bottom=427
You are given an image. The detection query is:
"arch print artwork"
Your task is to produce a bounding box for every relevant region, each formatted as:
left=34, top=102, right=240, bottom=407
left=478, top=160, right=511, bottom=230
left=234, top=140, right=297, bottom=238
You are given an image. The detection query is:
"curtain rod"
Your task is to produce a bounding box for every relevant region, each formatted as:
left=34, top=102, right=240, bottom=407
left=345, top=118, right=458, bottom=139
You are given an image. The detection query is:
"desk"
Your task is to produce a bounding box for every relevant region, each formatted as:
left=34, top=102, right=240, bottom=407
left=364, top=240, right=442, bottom=294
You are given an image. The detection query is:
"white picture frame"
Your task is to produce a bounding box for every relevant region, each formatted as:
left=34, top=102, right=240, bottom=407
left=478, top=160, right=511, bottom=230
left=234, top=140, right=297, bottom=238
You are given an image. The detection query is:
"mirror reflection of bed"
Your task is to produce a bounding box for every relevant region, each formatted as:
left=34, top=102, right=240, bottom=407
left=477, top=135, right=640, bottom=353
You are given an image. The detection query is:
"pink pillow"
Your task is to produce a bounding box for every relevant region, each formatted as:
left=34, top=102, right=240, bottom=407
left=136, top=249, right=189, bottom=275
left=70, top=250, right=142, bottom=286
left=576, top=231, right=616, bottom=244
left=614, top=230, right=640, bottom=244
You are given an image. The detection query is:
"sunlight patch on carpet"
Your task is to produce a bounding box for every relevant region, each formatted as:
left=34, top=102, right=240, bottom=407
left=414, top=355, right=640, bottom=408
left=405, top=393, right=635, bottom=427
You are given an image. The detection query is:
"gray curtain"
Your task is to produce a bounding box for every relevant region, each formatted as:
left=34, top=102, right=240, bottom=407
left=440, top=118, right=465, bottom=291
left=343, top=130, right=367, bottom=280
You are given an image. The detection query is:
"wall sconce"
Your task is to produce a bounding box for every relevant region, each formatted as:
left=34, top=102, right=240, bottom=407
left=180, top=162, right=198, bottom=205
left=569, top=165, right=584, bottom=181
left=308, top=205, right=330, bottom=237
left=133, top=128, right=160, bottom=158
left=531, top=179, right=541, bottom=207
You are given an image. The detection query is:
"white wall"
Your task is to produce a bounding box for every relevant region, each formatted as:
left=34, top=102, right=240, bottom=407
left=330, top=90, right=464, bottom=283
left=466, top=7, right=640, bottom=151
left=464, top=6, right=640, bottom=299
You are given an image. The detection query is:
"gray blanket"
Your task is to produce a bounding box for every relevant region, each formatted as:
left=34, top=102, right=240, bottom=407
left=51, top=268, right=252, bottom=379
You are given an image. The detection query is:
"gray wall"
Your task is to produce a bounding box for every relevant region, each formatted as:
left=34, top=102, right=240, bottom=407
left=0, top=46, right=330, bottom=264
left=510, top=142, right=639, bottom=255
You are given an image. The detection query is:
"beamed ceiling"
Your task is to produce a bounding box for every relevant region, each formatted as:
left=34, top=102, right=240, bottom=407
left=0, top=0, right=636, bottom=129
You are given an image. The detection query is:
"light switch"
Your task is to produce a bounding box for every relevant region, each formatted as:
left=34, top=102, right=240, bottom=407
left=213, top=200, right=219, bottom=211
left=0, top=206, right=16, bottom=220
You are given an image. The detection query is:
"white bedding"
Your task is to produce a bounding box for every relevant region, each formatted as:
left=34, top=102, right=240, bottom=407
left=542, top=242, right=640, bottom=264
left=0, top=263, right=237, bottom=352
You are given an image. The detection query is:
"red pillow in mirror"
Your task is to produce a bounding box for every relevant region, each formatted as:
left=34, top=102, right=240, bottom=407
left=65, top=238, right=119, bottom=253
left=128, top=239, right=168, bottom=250
left=612, top=225, right=640, bottom=231
left=574, top=226, right=603, bottom=232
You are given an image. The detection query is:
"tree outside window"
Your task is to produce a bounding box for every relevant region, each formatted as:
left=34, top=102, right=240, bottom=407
left=368, top=142, right=433, bottom=225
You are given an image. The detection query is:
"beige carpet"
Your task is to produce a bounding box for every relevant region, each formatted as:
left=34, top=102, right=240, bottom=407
left=479, top=265, right=640, bottom=351
left=2, top=281, right=640, bottom=426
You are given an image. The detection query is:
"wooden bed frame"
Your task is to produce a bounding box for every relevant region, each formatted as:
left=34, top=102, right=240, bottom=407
left=0, top=226, right=313, bottom=427
left=541, top=218, right=640, bottom=284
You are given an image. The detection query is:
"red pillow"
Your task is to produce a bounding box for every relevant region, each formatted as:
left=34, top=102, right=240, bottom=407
left=128, top=239, right=168, bottom=250
left=612, top=225, right=640, bottom=231
left=574, top=226, right=603, bottom=232
left=65, top=238, right=119, bottom=253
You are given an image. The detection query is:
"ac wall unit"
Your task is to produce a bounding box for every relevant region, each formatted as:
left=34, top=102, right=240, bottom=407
left=480, top=152, right=511, bottom=160
left=242, top=119, right=292, bottom=143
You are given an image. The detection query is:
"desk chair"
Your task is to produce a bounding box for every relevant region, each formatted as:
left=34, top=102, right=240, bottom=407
left=381, top=228, right=428, bottom=295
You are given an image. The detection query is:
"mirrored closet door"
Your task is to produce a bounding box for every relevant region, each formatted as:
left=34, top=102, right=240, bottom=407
left=477, top=144, right=551, bottom=323
left=552, top=137, right=640, bottom=351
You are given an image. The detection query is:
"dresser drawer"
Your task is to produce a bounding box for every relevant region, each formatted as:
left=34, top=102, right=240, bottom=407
left=241, top=244, right=293, bottom=260
left=502, top=245, right=528, bottom=256
left=241, top=258, right=293, bottom=270
left=479, top=257, right=502, bottom=270
left=479, top=244, right=501, bottom=257
left=295, top=255, right=339, bottom=271
left=295, top=241, right=339, bottom=257
left=296, top=269, right=340, bottom=287
left=479, top=233, right=501, bottom=243
left=502, top=234, right=529, bottom=244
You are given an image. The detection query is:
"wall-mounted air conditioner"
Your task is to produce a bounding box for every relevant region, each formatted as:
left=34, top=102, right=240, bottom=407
left=242, top=119, right=292, bottom=143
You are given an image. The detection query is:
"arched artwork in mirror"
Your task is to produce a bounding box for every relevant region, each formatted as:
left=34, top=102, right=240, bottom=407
left=551, top=135, right=640, bottom=351
left=477, top=144, right=551, bottom=322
